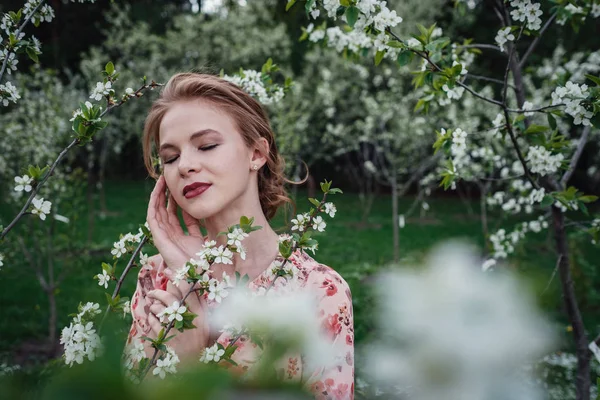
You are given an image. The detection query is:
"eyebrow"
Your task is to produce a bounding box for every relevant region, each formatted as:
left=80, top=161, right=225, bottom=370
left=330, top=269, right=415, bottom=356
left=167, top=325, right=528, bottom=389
left=159, top=129, right=221, bottom=153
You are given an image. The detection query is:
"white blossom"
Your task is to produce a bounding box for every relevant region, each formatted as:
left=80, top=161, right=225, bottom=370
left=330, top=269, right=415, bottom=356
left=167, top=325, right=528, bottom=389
left=199, top=343, right=225, bottom=363
left=211, top=246, right=234, bottom=265
left=89, top=81, right=113, bottom=101
left=312, top=215, right=327, bottom=232
left=123, top=300, right=130, bottom=318
left=495, top=26, right=515, bottom=51
left=227, top=227, right=249, bottom=248
left=111, top=240, right=126, bottom=258
left=172, top=264, right=190, bottom=287
left=14, top=175, right=33, bottom=192
left=95, top=269, right=110, bottom=289
left=152, top=347, right=179, bottom=379
left=522, top=101, right=535, bottom=116
left=31, top=197, right=52, bottom=221
left=324, top=202, right=337, bottom=218
left=157, top=301, right=187, bottom=323
left=0, top=253, right=4, bottom=269
left=139, top=252, right=150, bottom=269
left=291, top=213, right=309, bottom=231
left=124, top=339, right=145, bottom=370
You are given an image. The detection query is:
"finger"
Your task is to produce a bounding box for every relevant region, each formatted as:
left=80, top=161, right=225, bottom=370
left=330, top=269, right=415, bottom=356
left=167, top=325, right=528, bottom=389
left=148, top=312, right=164, bottom=335
left=166, top=279, right=184, bottom=299
left=181, top=208, right=203, bottom=238
left=166, top=192, right=184, bottom=235
left=149, top=303, right=166, bottom=317
left=147, top=176, right=164, bottom=235
left=147, top=289, right=181, bottom=307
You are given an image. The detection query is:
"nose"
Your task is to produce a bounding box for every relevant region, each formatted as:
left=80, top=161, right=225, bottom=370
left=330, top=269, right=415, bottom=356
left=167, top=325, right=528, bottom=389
left=177, top=148, right=200, bottom=177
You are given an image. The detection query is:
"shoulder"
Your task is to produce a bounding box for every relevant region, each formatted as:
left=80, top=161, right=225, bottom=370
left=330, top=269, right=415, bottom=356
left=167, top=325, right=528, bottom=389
left=292, top=250, right=352, bottom=304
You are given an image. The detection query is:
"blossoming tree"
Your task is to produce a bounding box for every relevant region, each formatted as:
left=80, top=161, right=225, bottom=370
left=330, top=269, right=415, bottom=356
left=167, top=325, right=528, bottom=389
left=287, top=0, right=600, bottom=398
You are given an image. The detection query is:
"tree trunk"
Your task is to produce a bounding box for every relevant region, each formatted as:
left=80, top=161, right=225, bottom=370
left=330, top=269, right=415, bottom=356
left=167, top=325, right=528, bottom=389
left=552, top=206, right=590, bottom=400
left=391, top=170, right=399, bottom=263
left=307, top=174, right=316, bottom=199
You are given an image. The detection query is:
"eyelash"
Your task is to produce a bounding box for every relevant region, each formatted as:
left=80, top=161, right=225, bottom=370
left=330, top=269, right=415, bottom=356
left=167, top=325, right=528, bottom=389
left=164, top=144, right=218, bottom=164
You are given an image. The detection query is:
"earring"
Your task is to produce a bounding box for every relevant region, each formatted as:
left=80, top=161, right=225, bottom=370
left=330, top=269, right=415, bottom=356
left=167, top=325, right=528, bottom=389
left=252, top=165, right=259, bottom=171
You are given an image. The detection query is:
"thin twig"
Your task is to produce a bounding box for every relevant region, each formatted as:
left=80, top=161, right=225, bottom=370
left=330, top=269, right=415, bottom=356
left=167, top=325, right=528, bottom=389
left=0, top=82, right=160, bottom=240
left=99, top=236, right=149, bottom=331
left=466, top=73, right=516, bottom=89
left=519, top=13, right=557, bottom=69
left=541, top=254, right=561, bottom=296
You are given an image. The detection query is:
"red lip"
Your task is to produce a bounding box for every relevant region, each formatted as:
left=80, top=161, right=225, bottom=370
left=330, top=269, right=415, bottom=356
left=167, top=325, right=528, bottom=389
left=183, top=182, right=211, bottom=199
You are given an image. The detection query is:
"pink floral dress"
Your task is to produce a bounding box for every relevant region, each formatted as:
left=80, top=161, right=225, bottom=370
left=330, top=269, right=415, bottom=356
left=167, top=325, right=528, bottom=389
left=126, top=248, right=355, bottom=399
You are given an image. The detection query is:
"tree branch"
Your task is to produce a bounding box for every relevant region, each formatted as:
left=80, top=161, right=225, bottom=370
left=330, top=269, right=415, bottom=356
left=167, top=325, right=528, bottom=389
left=519, top=12, right=557, bottom=70
left=560, top=126, right=591, bottom=188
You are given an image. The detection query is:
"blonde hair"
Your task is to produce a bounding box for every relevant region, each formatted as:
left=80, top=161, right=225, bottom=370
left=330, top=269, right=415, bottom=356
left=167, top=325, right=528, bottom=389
left=142, top=72, right=300, bottom=221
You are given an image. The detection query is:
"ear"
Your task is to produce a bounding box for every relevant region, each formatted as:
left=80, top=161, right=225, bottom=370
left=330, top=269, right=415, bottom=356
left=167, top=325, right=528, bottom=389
left=249, top=137, right=269, bottom=169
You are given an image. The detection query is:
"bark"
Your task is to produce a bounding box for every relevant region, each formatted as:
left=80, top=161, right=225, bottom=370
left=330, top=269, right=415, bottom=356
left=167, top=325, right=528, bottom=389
left=391, top=169, right=399, bottom=263
left=552, top=206, right=590, bottom=400
left=306, top=174, right=316, bottom=199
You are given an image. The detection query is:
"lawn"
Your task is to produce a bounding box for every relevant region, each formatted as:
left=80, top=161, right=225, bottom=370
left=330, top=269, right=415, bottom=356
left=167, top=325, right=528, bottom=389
left=0, top=179, right=591, bottom=367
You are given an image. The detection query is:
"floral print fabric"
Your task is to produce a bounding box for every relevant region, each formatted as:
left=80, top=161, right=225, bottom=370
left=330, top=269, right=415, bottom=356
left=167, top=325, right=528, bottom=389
left=126, top=249, right=354, bottom=399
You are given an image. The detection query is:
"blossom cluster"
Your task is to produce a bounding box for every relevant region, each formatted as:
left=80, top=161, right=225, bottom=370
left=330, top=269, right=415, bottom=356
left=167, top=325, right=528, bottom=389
left=0, top=48, right=18, bottom=75
left=0, top=81, right=20, bottom=106
left=110, top=223, right=148, bottom=258
left=551, top=81, right=593, bottom=126
left=489, top=215, right=549, bottom=260
left=223, top=70, right=284, bottom=105
left=60, top=302, right=103, bottom=367
left=303, top=0, right=403, bottom=61
left=495, top=27, right=515, bottom=53
left=509, top=0, right=543, bottom=31
left=526, top=145, right=565, bottom=176
left=152, top=346, right=180, bottom=379
left=487, top=182, right=546, bottom=215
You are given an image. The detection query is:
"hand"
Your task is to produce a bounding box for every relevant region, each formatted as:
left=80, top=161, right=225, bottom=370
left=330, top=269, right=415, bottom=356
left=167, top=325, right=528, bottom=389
left=147, top=175, right=205, bottom=279
left=146, top=282, right=209, bottom=364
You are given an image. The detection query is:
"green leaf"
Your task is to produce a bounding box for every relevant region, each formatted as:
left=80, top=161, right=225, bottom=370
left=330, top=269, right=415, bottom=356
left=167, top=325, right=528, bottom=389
left=540, top=195, right=554, bottom=208
left=585, top=74, right=600, bottom=87
left=374, top=50, right=385, bottom=66
left=102, top=262, right=112, bottom=274
left=346, top=6, right=359, bottom=27
left=308, top=198, right=321, bottom=208
left=523, top=125, right=549, bottom=135
left=397, top=50, right=412, bottom=66
left=547, top=113, right=557, bottom=130
left=25, top=47, right=39, bottom=63
left=329, top=188, right=343, bottom=194
left=285, top=0, right=297, bottom=11
left=305, top=0, right=316, bottom=15
left=105, top=62, right=115, bottom=75
left=579, top=195, right=599, bottom=203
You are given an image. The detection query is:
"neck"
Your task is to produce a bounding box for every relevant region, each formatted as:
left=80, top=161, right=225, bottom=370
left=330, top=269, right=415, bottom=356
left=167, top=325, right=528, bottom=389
left=202, top=197, right=280, bottom=280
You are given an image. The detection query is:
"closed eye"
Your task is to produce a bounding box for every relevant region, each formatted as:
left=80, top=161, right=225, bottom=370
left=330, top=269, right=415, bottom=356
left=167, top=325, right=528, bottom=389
left=163, top=144, right=218, bottom=164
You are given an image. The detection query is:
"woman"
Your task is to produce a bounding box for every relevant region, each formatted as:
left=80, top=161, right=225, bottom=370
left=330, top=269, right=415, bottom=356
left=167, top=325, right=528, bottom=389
left=125, top=72, right=354, bottom=399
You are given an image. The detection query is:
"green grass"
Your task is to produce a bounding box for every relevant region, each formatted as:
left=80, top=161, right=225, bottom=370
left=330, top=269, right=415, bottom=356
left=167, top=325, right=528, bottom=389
left=0, top=179, right=596, bottom=367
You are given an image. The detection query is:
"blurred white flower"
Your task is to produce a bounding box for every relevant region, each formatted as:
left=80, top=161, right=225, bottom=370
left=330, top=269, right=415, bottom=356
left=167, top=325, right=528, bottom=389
left=211, top=289, right=337, bottom=373
left=365, top=242, right=555, bottom=400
